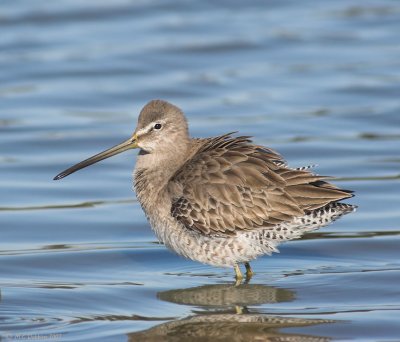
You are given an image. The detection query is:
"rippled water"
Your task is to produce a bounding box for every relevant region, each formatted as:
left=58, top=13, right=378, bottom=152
left=1, top=0, right=400, bottom=341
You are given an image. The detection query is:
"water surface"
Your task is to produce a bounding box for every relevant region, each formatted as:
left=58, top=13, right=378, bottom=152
left=1, top=0, right=400, bottom=341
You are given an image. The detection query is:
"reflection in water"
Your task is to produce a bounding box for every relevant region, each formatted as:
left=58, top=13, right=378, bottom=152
left=129, top=284, right=334, bottom=341
left=158, top=283, right=294, bottom=307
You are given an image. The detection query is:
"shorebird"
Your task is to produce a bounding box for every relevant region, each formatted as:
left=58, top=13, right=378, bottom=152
left=54, top=100, right=356, bottom=280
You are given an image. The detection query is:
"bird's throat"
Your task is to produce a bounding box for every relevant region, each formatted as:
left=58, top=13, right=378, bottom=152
left=134, top=148, right=188, bottom=209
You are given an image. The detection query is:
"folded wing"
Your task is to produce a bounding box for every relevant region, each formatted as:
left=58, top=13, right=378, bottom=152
left=169, top=133, right=353, bottom=236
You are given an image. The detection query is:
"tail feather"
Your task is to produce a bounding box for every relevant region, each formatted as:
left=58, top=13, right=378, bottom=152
left=257, top=202, right=357, bottom=246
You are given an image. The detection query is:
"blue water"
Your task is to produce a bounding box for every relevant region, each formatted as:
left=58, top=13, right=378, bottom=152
left=1, top=0, right=400, bottom=340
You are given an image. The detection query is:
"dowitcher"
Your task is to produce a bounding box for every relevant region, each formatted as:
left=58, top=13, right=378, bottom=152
left=54, top=100, right=356, bottom=280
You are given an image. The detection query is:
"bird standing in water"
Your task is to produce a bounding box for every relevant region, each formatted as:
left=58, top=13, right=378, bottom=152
left=54, top=100, right=355, bottom=281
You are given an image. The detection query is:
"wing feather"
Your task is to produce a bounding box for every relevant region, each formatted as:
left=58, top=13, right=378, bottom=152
left=169, top=133, right=353, bottom=236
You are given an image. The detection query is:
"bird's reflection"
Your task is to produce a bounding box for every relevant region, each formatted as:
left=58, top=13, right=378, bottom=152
left=129, top=283, right=335, bottom=341
left=158, top=283, right=294, bottom=309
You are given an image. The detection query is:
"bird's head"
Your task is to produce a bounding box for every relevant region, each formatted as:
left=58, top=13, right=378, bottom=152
left=53, top=99, right=189, bottom=180
left=133, top=99, right=189, bottom=154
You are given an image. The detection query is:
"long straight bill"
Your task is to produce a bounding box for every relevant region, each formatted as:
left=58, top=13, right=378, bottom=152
left=53, top=137, right=137, bottom=180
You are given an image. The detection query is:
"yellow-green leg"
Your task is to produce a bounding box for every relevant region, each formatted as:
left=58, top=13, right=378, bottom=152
left=234, top=264, right=243, bottom=283
left=244, top=262, right=254, bottom=279
left=235, top=305, right=243, bottom=314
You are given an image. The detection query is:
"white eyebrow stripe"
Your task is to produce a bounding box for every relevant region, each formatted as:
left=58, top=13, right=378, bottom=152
left=136, top=123, right=154, bottom=136
left=136, top=120, right=165, bottom=136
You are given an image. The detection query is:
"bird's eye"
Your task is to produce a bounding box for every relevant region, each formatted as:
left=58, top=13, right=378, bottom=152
left=154, top=123, right=162, bottom=130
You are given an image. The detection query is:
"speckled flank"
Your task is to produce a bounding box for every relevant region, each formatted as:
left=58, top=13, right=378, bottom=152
left=147, top=201, right=356, bottom=267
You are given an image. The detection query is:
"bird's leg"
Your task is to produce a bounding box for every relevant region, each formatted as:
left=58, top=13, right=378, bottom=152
left=244, top=262, right=254, bottom=280
left=234, top=264, right=243, bottom=285
left=235, top=306, right=243, bottom=314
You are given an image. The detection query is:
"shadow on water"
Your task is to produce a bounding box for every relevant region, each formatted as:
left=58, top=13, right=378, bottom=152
left=129, top=284, right=335, bottom=341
